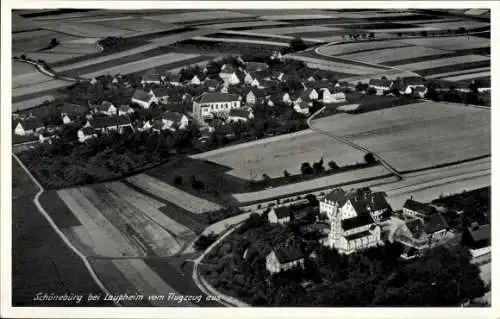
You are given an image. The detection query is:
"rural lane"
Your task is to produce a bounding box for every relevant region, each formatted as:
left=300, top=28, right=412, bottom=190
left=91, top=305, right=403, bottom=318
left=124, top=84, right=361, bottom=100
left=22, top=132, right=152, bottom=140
left=11, top=154, right=120, bottom=307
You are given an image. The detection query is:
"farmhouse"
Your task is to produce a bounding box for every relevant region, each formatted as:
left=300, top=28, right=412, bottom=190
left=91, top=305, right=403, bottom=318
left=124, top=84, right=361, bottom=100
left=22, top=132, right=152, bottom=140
left=228, top=109, right=254, bottom=123
left=166, top=73, right=182, bottom=86
left=266, top=243, right=305, bottom=274
left=85, top=115, right=134, bottom=134
left=118, top=105, right=135, bottom=116
left=91, top=101, right=117, bottom=116
left=246, top=89, right=267, bottom=105
left=190, top=74, right=204, bottom=85
left=204, top=78, right=221, bottom=91
left=322, top=88, right=346, bottom=104
left=138, top=120, right=153, bottom=132
left=294, top=100, right=310, bottom=115
left=131, top=89, right=156, bottom=109
left=13, top=118, right=44, bottom=136
left=141, top=73, right=162, bottom=86
left=150, top=88, right=170, bottom=104
left=162, top=111, right=189, bottom=131
left=192, top=92, right=241, bottom=125
left=462, top=222, right=490, bottom=249
left=38, top=131, right=59, bottom=144
left=301, top=88, right=319, bottom=101
left=396, top=214, right=449, bottom=257
left=369, top=78, right=394, bottom=95
left=320, top=188, right=390, bottom=254
left=402, top=199, right=437, bottom=221
left=282, top=92, right=293, bottom=105
left=77, top=126, right=97, bottom=143
left=397, top=77, right=425, bottom=95
left=268, top=206, right=292, bottom=224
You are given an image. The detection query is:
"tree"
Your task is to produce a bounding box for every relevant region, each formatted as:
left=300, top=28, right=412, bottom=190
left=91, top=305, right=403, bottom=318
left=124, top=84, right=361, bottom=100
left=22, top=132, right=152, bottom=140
left=300, top=162, right=314, bottom=175
left=21, top=54, right=26, bottom=60
left=305, top=194, right=319, bottom=206
left=283, top=170, right=291, bottom=178
left=174, top=175, right=183, bottom=185
left=328, top=160, right=339, bottom=170
left=397, top=32, right=403, bottom=37
left=313, top=157, right=325, bottom=173
left=421, top=30, right=428, bottom=37
left=50, top=38, right=59, bottom=47
left=366, top=87, right=377, bottom=95
left=194, top=232, right=218, bottom=251
left=364, top=152, right=376, bottom=164
left=289, top=37, right=307, bottom=52
left=368, top=32, right=375, bottom=39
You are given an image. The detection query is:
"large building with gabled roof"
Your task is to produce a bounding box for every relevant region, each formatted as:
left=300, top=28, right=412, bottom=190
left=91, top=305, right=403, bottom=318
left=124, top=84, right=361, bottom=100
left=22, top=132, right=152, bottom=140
left=192, top=92, right=241, bottom=125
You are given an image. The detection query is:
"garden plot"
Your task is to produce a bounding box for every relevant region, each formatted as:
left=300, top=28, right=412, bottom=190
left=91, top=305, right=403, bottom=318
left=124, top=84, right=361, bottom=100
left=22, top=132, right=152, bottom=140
left=318, top=40, right=409, bottom=56
left=287, top=54, right=387, bottom=75
left=398, top=36, right=490, bottom=51
left=250, top=25, right=343, bottom=35
left=338, top=46, right=447, bottom=64
left=12, top=70, right=54, bottom=89
left=127, top=174, right=223, bottom=214
left=79, top=52, right=200, bottom=79
left=440, top=71, right=490, bottom=82
left=311, top=101, right=490, bottom=172
left=392, top=55, right=490, bottom=72
left=420, top=20, right=490, bottom=30
left=143, top=10, right=252, bottom=24
left=197, top=129, right=366, bottom=180
left=425, top=67, right=490, bottom=79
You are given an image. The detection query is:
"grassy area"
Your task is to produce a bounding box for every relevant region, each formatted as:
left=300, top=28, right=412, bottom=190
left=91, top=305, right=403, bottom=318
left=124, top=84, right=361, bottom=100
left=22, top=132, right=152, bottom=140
left=38, top=190, right=82, bottom=228
left=12, top=158, right=112, bottom=306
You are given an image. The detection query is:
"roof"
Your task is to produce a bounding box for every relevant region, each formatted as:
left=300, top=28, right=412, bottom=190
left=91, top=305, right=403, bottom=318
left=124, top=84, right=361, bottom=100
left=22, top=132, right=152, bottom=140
left=466, top=224, right=490, bottom=242
left=16, top=118, right=44, bottom=131
left=315, top=79, right=332, bottom=89
left=196, top=92, right=240, bottom=104
left=81, top=126, right=96, bottom=135
left=246, top=62, right=268, bottom=72
left=423, top=213, right=448, bottom=234
left=132, top=89, right=153, bottom=102
left=341, top=214, right=374, bottom=230
left=89, top=115, right=132, bottom=128
left=204, top=78, right=220, bottom=88
left=166, top=73, right=181, bottom=82
left=255, top=69, right=272, bottom=79
left=220, top=64, right=236, bottom=74
left=414, top=86, right=427, bottom=92
left=118, top=105, right=134, bottom=112
left=403, top=199, right=435, bottom=217
left=162, top=111, right=185, bottom=122
left=296, top=100, right=310, bottom=109
left=142, top=73, right=161, bottom=82
left=273, top=244, right=304, bottom=264
left=272, top=206, right=292, bottom=219
left=151, top=87, right=169, bottom=97
left=369, top=78, right=393, bottom=87
left=59, top=103, right=88, bottom=115
left=324, top=188, right=346, bottom=203
left=344, top=230, right=373, bottom=241
left=347, top=190, right=391, bottom=215
left=229, top=109, right=252, bottom=119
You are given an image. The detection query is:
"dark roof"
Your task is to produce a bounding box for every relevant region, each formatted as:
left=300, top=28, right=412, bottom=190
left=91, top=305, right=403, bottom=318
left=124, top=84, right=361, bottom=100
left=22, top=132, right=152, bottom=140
left=89, top=115, right=132, bottom=128
left=16, top=118, right=44, bottom=131
left=151, top=88, right=169, bottom=97
left=296, top=100, right=310, bottom=109
left=255, top=69, right=271, bottom=79
left=466, top=224, right=490, bottom=242
left=247, top=89, right=267, bottom=99
left=132, top=89, right=153, bottom=102
left=204, top=78, right=220, bottom=88
left=273, top=244, right=304, bottom=264
left=196, top=92, right=240, bottom=104
left=246, top=62, right=269, bottom=72
left=142, top=73, right=161, bottom=82
left=229, top=109, right=252, bottom=119
left=369, top=78, right=393, bottom=87
left=347, top=190, right=391, bottom=215
left=272, top=206, right=292, bottom=219
left=162, top=111, right=185, bottom=122
left=315, top=79, right=332, bottom=89
left=220, top=64, right=236, bottom=74
left=167, top=73, right=181, bottom=82
left=344, top=230, right=372, bottom=241
left=403, top=199, right=435, bottom=217
left=59, top=103, right=88, bottom=115
left=341, top=214, right=374, bottom=230
left=118, top=105, right=134, bottom=112
left=324, top=188, right=346, bottom=203
left=423, top=213, right=448, bottom=234
left=405, top=218, right=425, bottom=238
left=81, top=126, right=96, bottom=135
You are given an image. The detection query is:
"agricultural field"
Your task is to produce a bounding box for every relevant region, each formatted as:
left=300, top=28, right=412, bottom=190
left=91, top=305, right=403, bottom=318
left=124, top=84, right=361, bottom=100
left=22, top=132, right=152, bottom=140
left=192, top=129, right=368, bottom=180
left=246, top=25, right=344, bottom=35
left=391, top=54, right=490, bottom=72
left=318, top=40, right=410, bottom=56
left=143, top=10, right=253, bottom=24
left=338, top=46, right=447, bottom=64
left=311, top=101, right=490, bottom=172
left=398, top=36, right=490, bottom=51
left=287, top=54, right=388, bottom=75
left=439, top=71, right=490, bottom=82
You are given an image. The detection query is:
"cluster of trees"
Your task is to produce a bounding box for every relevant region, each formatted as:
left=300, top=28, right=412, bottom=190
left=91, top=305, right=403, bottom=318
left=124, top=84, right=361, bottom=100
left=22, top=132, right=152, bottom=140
left=425, top=80, right=489, bottom=106
left=202, top=213, right=487, bottom=306
left=97, top=36, right=127, bottom=50
left=194, top=232, right=218, bottom=251
left=342, top=32, right=376, bottom=41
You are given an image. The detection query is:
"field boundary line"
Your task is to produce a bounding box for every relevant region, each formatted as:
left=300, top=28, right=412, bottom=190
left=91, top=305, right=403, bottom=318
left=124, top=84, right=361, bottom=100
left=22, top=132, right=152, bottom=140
left=11, top=154, right=120, bottom=306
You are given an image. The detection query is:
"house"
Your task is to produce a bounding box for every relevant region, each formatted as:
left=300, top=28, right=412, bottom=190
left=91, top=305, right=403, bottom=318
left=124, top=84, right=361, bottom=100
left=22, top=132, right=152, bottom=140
left=150, top=88, right=170, bottom=104
left=85, top=115, right=134, bottom=134
left=118, top=105, right=135, bottom=116
left=462, top=222, right=490, bottom=249
left=282, top=92, right=293, bottom=105
left=228, top=109, right=254, bottom=123
left=301, top=88, right=319, bottom=101
left=138, top=120, right=153, bottom=132
left=192, top=92, right=241, bottom=125
left=320, top=187, right=391, bottom=254
left=412, top=86, right=427, bottom=98
left=190, top=74, right=203, bottom=85
left=131, top=89, right=156, bottom=109
left=92, top=101, right=117, bottom=116
left=219, top=65, right=237, bottom=82
left=402, top=199, right=437, bottom=221
left=203, top=78, right=220, bottom=91
left=244, top=71, right=257, bottom=85
left=166, top=73, right=182, bottom=86
left=38, top=131, right=59, bottom=144
left=77, top=126, right=97, bottom=143
left=397, top=77, right=425, bottom=95
left=268, top=206, right=292, bottom=224
left=322, top=87, right=346, bottom=104
left=266, top=243, right=305, bottom=274
left=89, top=75, right=107, bottom=85
left=369, top=78, right=394, bottom=95
left=221, top=69, right=244, bottom=86
left=270, top=50, right=283, bottom=61
left=246, top=89, right=267, bottom=105
left=162, top=111, right=189, bottom=131
left=59, top=103, right=89, bottom=124
left=141, top=73, right=162, bottom=86
left=13, top=118, right=44, bottom=136
left=395, top=214, right=449, bottom=254
left=246, top=61, right=269, bottom=72
left=293, top=100, right=310, bottom=115
left=314, top=79, right=333, bottom=91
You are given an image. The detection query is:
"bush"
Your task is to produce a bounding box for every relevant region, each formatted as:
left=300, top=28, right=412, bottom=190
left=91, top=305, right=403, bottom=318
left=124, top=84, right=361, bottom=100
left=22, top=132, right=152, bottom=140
left=283, top=170, right=291, bottom=178
left=364, top=152, right=377, bottom=164
left=328, top=160, right=339, bottom=170
left=194, top=232, right=218, bottom=251
left=300, top=162, right=314, bottom=175
left=174, top=176, right=183, bottom=185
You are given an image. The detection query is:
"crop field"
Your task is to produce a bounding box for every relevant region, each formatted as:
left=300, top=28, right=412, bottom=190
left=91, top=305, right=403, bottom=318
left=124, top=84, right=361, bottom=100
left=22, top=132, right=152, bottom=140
left=203, top=20, right=289, bottom=30
left=45, top=38, right=100, bottom=54
left=247, top=25, right=343, bottom=35
left=13, top=30, right=79, bottom=52
left=93, top=17, right=176, bottom=33
left=425, top=66, right=490, bottom=79
left=12, top=78, right=71, bottom=99
left=398, top=36, right=490, bottom=51
left=127, top=174, right=223, bottom=214
left=311, top=102, right=490, bottom=172
left=288, top=53, right=389, bottom=75
left=419, top=20, right=490, bottom=30
left=13, top=95, right=56, bottom=112
left=193, top=129, right=367, bottom=180
left=339, top=46, right=447, bottom=64
left=192, top=36, right=290, bottom=47
left=13, top=51, right=84, bottom=64
left=318, top=40, right=409, bottom=56
left=259, top=14, right=339, bottom=20
left=392, top=54, right=490, bottom=72
left=36, top=21, right=136, bottom=37
left=143, top=10, right=252, bottom=24
left=440, top=71, right=491, bottom=82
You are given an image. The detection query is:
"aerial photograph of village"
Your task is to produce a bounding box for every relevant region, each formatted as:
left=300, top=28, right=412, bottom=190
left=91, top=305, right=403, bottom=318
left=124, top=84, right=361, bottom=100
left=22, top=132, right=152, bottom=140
left=9, top=6, right=491, bottom=310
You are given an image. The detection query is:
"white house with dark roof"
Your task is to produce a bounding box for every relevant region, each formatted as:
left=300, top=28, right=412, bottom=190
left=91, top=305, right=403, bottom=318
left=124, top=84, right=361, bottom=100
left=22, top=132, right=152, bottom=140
left=91, top=101, right=117, bottom=116
left=150, top=88, right=170, bottom=104
left=84, top=115, right=134, bottom=134
left=13, top=118, right=45, bottom=136
left=293, top=100, right=310, bottom=115
left=131, top=89, right=156, bottom=109
left=322, top=87, right=346, bottom=104
left=118, top=105, right=135, bottom=116
left=268, top=206, right=292, bottom=224
left=246, top=89, right=267, bottom=105
left=266, top=242, right=305, bottom=274
left=369, top=78, right=394, bottom=95
left=192, top=92, right=241, bottom=125
left=166, top=73, right=182, bottom=86
left=402, top=199, right=437, bottom=220
left=190, top=74, right=203, bottom=85
left=320, top=187, right=390, bottom=254
left=161, top=111, right=189, bottom=131
left=141, top=73, right=162, bottom=86
left=77, top=126, right=97, bottom=143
